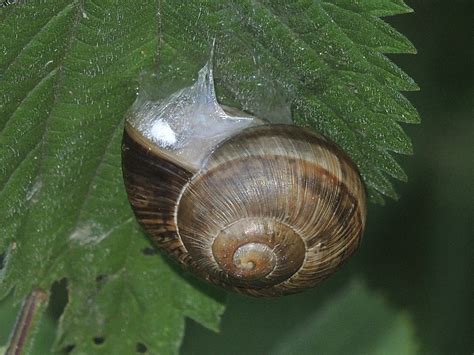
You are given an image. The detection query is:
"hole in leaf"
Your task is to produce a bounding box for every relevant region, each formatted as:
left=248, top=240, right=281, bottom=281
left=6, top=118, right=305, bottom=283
left=141, top=247, right=159, bottom=256
left=63, top=344, right=75, bottom=353
left=37, top=279, right=69, bottom=355
left=93, top=336, right=105, bottom=345
left=95, top=274, right=108, bottom=289
left=136, top=342, right=148, bottom=353
left=96, top=274, right=107, bottom=282
left=0, top=251, right=5, bottom=270
left=49, top=278, right=68, bottom=319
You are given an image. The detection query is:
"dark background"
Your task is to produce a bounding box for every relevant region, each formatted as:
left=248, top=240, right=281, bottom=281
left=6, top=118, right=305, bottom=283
left=181, top=1, right=474, bottom=354
left=0, top=1, right=472, bottom=354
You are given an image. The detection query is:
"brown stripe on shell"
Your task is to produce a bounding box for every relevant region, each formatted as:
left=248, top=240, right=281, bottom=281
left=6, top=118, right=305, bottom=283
left=176, top=124, right=366, bottom=297
left=123, top=122, right=366, bottom=297
left=122, top=124, right=196, bottom=266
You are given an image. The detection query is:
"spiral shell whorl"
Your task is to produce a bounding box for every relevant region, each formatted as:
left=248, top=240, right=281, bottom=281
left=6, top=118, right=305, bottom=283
left=180, top=216, right=306, bottom=289
left=122, top=123, right=366, bottom=297
left=175, top=125, right=366, bottom=296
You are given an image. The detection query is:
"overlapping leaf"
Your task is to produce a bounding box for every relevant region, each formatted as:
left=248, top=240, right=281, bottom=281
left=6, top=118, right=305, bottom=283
left=271, top=281, right=418, bottom=355
left=0, top=0, right=418, bottom=353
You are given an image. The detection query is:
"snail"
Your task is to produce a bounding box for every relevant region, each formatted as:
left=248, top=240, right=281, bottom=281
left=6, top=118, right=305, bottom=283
left=122, top=63, right=367, bottom=297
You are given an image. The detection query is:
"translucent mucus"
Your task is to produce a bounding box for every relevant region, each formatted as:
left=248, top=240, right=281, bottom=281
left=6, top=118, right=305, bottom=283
left=127, top=63, right=265, bottom=169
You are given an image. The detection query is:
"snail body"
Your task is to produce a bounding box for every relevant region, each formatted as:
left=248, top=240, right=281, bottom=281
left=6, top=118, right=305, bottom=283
left=122, top=64, right=366, bottom=297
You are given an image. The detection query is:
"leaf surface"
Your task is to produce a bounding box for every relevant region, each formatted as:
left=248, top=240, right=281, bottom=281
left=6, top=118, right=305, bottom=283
left=0, top=2, right=224, bottom=353
left=0, top=0, right=418, bottom=352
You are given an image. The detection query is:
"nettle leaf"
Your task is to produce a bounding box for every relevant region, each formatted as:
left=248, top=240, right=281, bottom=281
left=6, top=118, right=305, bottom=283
left=0, top=1, right=224, bottom=354
left=0, top=0, right=418, bottom=353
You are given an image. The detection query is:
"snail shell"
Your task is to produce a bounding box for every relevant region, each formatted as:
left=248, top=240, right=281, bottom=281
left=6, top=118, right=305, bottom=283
left=122, top=64, right=366, bottom=297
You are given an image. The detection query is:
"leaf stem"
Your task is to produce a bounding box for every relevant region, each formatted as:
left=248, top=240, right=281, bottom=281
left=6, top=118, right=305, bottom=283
left=6, top=289, right=49, bottom=355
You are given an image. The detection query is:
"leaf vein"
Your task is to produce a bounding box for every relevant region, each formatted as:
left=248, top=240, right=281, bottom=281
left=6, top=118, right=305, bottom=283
left=0, top=67, right=58, bottom=135
left=2, top=3, right=76, bottom=74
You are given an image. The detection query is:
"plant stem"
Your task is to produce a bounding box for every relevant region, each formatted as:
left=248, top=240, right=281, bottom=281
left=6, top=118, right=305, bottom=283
left=6, top=289, right=49, bottom=355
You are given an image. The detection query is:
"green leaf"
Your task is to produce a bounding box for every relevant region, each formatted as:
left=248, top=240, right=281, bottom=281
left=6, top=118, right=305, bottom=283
left=0, top=0, right=418, bottom=353
left=0, top=1, right=224, bottom=353
left=56, top=224, right=224, bottom=354
left=0, top=289, right=61, bottom=354
left=153, top=0, right=419, bottom=202
left=271, top=281, right=418, bottom=355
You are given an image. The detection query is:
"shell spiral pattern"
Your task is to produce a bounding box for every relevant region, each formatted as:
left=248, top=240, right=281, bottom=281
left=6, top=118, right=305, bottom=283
left=122, top=122, right=366, bottom=297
